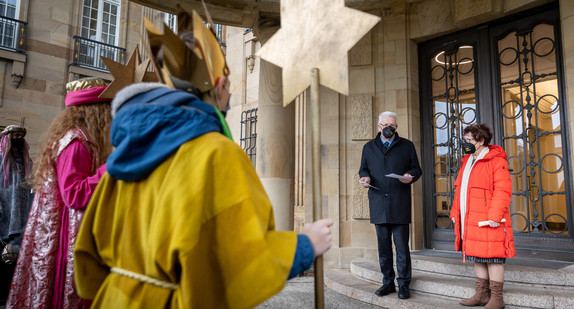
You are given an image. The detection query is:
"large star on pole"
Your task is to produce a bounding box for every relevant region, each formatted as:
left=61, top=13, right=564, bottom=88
left=256, top=0, right=380, bottom=106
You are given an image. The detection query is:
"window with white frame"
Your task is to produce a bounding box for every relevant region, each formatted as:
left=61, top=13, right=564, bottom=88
left=165, top=13, right=177, bottom=33
left=79, top=0, right=121, bottom=69
left=0, top=0, right=21, bottom=50
left=0, top=0, right=19, bottom=18
left=81, top=0, right=120, bottom=45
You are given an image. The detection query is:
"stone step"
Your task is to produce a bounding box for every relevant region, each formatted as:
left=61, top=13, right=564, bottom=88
left=350, top=259, right=574, bottom=308
left=325, top=269, right=461, bottom=309
left=352, top=250, right=574, bottom=289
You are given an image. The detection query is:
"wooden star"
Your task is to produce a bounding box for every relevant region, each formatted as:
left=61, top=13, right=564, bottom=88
left=256, top=0, right=380, bottom=106
left=99, top=47, right=158, bottom=99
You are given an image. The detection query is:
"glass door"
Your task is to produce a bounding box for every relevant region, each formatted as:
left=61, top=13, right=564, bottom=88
left=420, top=6, right=574, bottom=258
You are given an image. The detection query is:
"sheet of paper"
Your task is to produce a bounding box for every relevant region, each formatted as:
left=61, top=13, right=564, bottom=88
left=385, top=173, right=414, bottom=180
left=359, top=181, right=380, bottom=190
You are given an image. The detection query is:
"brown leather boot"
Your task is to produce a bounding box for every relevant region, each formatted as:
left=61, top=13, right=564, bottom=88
left=483, top=280, right=505, bottom=309
left=459, top=277, right=490, bottom=307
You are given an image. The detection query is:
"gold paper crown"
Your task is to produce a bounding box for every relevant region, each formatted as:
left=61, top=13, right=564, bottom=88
left=144, top=5, right=229, bottom=93
left=66, top=77, right=107, bottom=93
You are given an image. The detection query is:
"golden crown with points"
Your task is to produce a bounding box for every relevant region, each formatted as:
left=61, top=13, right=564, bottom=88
left=98, top=4, right=228, bottom=99
left=145, top=4, right=229, bottom=93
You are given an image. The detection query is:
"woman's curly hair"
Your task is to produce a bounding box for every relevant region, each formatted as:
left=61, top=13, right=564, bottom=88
left=463, top=123, right=493, bottom=146
left=33, top=103, right=112, bottom=189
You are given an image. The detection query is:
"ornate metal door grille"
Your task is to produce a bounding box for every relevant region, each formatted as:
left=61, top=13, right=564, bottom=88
left=497, top=23, right=569, bottom=236
left=430, top=45, right=477, bottom=230
left=420, top=6, right=573, bottom=255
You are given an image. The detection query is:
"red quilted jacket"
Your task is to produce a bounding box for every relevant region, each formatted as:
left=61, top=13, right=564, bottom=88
left=450, top=145, right=515, bottom=260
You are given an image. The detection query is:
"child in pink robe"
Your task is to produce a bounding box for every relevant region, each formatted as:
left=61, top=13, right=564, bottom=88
left=52, top=141, right=107, bottom=309
left=7, top=78, right=113, bottom=309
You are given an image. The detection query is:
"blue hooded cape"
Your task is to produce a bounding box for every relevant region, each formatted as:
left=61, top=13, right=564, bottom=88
left=107, top=86, right=224, bottom=181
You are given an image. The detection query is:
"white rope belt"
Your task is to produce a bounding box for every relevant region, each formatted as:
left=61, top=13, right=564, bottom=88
left=110, top=267, right=178, bottom=290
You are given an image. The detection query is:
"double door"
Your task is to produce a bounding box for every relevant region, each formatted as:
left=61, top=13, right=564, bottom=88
left=419, top=6, right=574, bottom=259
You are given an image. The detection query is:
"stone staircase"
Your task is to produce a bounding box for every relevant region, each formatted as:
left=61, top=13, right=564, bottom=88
left=325, top=250, right=574, bottom=309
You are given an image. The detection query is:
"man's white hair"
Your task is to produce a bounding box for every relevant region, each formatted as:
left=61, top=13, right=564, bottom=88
left=378, top=111, right=397, bottom=124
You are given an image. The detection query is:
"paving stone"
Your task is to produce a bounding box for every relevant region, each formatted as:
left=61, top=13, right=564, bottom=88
left=256, top=276, right=379, bottom=308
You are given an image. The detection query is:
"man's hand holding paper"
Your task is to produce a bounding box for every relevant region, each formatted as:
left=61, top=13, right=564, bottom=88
left=359, top=176, right=380, bottom=190
left=385, top=173, right=414, bottom=184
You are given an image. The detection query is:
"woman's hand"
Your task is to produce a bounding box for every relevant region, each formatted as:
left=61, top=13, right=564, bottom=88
left=487, top=220, right=500, bottom=228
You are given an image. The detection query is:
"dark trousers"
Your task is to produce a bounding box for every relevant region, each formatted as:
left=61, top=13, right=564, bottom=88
left=374, top=223, right=411, bottom=287
left=0, top=240, right=16, bottom=304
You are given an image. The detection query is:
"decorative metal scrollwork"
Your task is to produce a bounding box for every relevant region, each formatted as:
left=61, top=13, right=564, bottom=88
left=499, top=24, right=568, bottom=235
left=431, top=45, right=477, bottom=229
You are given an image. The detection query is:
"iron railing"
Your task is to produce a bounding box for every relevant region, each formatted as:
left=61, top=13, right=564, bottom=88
left=0, top=15, right=26, bottom=53
left=240, top=108, right=258, bottom=166
left=71, top=36, right=126, bottom=72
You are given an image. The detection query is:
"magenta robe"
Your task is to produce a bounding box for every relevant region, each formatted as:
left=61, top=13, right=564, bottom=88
left=7, top=128, right=105, bottom=309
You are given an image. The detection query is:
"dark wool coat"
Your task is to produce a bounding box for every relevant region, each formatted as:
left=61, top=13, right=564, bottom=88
left=359, top=133, right=422, bottom=224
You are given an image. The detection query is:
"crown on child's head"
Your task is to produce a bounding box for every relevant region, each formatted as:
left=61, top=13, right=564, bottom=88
left=98, top=4, right=228, bottom=99
left=145, top=4, right=229, bottom=92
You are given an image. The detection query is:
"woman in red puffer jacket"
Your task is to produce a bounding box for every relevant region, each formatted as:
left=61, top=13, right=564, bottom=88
left=450, top=123, right=514, bottom=309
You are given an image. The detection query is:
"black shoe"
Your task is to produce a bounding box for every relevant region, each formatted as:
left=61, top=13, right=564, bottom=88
left=398, top=285, right=410, bottom=299
left=375, top=284, right=396, bottom=296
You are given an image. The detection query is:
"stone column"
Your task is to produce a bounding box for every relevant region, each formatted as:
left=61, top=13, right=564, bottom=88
left=254, top=21, right=295, bottom=231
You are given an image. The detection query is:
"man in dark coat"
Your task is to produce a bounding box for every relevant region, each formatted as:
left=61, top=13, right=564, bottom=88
left=358, top=111, right=422, bottom=300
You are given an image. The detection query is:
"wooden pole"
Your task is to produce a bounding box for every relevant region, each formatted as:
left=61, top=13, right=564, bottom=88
left=310, top=67, right=324, bottom=309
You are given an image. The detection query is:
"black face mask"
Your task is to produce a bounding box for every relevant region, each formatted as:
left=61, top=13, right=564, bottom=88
left=220, top=103, right=230, bottom=118
left=462, top=142, right=476, bottom=155
left=11, top=138, right=24, bottom=149
left=382, top=126, right=395, bottom=139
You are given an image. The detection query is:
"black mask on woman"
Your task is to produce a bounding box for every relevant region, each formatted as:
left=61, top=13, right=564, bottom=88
left=382, top=126, right=395, bottom=139
left=462, top=142, right=476, bottom=155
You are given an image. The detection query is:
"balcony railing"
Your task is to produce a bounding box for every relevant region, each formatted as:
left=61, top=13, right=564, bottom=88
left=0, top=15, right=27, bottom=53
left=71, top=36, right=126, bottom=72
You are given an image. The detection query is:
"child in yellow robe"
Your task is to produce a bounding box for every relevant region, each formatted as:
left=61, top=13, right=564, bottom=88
left=74, top=6, right=333, bottom=309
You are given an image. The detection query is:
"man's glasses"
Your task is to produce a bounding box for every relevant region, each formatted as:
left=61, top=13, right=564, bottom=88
left=379, top=123, right=397, bottom=128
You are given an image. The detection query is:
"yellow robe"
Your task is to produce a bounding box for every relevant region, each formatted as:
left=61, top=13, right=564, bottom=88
left=74, top=132, right=297, bottom=308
